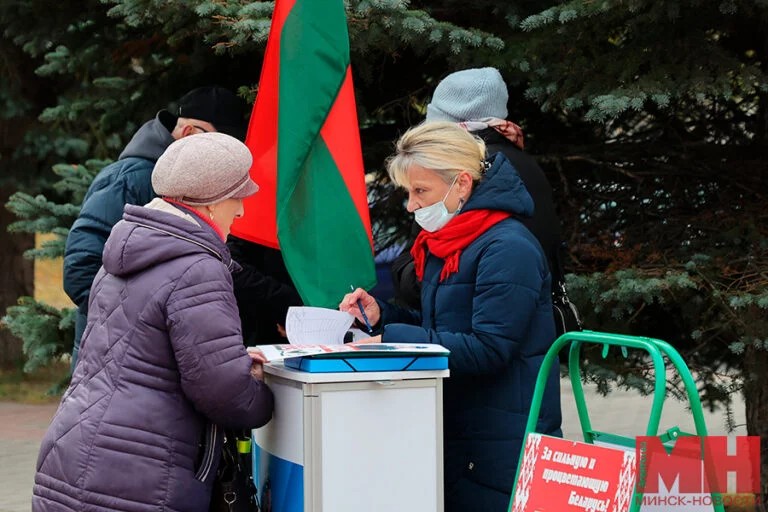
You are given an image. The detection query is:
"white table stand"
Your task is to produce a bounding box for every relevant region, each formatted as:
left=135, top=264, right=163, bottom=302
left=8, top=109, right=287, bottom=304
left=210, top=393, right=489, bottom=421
left=252, top=362, right=449, bottom=512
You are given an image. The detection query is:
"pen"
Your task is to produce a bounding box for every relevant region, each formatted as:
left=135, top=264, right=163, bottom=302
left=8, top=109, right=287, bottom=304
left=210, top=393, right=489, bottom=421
left=350, top=285, right=373, bottom=334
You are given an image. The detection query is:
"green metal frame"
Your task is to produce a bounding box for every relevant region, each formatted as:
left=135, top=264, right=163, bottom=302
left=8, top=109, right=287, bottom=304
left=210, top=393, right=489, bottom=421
left=508, top=330, right=724, bottom=512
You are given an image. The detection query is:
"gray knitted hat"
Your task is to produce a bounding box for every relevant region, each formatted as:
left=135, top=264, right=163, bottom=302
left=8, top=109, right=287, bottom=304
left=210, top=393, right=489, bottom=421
left=152, top=132, right=258, bottom=206
left=426, top=67, right=509, bottom=123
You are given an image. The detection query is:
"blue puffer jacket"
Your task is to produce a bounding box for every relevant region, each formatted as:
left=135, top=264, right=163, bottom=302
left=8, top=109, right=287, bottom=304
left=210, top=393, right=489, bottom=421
left=63, top=112, right=175, bottom=365
left=379, top=153, right=562, bottom=512
left=34, top=199, right=274, bottom=512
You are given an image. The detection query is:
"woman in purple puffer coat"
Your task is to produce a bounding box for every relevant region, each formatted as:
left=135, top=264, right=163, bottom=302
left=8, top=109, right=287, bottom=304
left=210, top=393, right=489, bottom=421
left=32, top=132, right=274, bottom=512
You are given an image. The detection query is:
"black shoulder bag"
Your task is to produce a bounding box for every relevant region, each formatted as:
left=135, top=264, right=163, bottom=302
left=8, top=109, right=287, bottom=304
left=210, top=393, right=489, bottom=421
left=552, top=279, right=583, bottom=338
left=210, top=429, right=260, bottom=512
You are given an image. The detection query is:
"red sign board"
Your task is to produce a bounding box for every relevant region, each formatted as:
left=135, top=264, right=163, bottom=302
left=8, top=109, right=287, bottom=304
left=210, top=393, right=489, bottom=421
left=511, top=434, right=637, bottom=512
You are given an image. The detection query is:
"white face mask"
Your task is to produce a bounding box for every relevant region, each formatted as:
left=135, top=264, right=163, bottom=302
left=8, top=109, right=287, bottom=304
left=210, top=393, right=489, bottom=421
left=414, top=175, right=463, bottom=232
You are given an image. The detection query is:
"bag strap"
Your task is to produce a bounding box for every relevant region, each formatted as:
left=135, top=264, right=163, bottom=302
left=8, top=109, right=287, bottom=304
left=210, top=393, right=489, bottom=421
left=551, top=240, right=568, bottom=293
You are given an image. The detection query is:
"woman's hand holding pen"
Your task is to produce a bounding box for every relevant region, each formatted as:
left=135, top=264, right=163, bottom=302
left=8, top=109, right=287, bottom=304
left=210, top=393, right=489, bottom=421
left=339, top=288, right=381, bottom=328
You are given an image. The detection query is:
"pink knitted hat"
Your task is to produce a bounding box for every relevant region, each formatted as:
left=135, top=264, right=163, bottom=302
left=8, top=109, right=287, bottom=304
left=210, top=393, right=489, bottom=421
left=152, top=132, right=258, bottom=206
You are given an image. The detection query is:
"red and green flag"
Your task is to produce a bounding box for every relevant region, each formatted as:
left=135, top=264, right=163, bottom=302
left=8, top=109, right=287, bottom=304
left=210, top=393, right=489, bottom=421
left=230, top=0, right=376, bottom=308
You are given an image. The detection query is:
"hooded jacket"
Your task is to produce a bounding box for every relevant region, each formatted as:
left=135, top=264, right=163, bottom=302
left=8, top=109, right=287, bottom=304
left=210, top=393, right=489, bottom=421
left=391, top=128, right=564, bottom=309
left=379, top=153, right=561, bottom=511
left=63, top=112, right=176, bottom=365
left=34, top=199, right=274, bottom=512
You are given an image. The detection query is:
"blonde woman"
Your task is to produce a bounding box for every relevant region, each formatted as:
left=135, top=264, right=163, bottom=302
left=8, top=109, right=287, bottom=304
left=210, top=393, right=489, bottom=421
left=341, top=122, right=562, bottom=511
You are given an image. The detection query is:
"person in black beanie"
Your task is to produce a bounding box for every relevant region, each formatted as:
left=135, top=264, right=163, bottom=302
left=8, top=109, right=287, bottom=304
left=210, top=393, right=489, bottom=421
left=391, top=67, right=564, bottom=310
left=64, top=86, right=249, bottom=369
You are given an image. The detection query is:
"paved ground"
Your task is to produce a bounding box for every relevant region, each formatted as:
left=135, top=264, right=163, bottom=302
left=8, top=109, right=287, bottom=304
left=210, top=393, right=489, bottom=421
left=0, top=402, right=58, bottom=512
left=0, top=379, right=745, bottom=512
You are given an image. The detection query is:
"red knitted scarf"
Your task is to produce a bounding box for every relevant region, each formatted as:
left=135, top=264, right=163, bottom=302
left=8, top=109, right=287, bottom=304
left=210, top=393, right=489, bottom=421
left=410, top=209, right=511, bottom=282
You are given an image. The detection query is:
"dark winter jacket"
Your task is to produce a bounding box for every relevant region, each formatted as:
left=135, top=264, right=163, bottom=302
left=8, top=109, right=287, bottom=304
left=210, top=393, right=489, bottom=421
left=63, top=112, right=176, bottom=366
left=391, top=128, right=563, bottom=309
left=228, top=235, right=303, bottom=345
left=33, top=199, right=274, bottom=512
left=379, top=153, right=562, bottom=512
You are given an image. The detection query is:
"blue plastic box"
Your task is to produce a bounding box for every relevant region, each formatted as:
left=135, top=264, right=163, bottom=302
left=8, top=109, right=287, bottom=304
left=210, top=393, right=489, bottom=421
left=284, top=354, right=448, bottom=373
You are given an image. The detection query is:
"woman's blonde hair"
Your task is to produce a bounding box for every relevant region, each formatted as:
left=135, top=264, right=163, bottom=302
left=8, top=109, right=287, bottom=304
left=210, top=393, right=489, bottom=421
left=386, top=121, right=486, bottom=188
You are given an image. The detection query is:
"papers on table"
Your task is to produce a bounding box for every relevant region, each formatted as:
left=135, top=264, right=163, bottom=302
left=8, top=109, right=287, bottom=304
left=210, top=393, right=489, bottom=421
left=249, top=343, right=450, bottom=363
left=249, top=306, right=442, bottom=363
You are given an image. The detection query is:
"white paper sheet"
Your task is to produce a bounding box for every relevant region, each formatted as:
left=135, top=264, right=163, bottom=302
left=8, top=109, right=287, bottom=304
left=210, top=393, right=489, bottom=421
left=284, top=306, right=355, bottom=345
